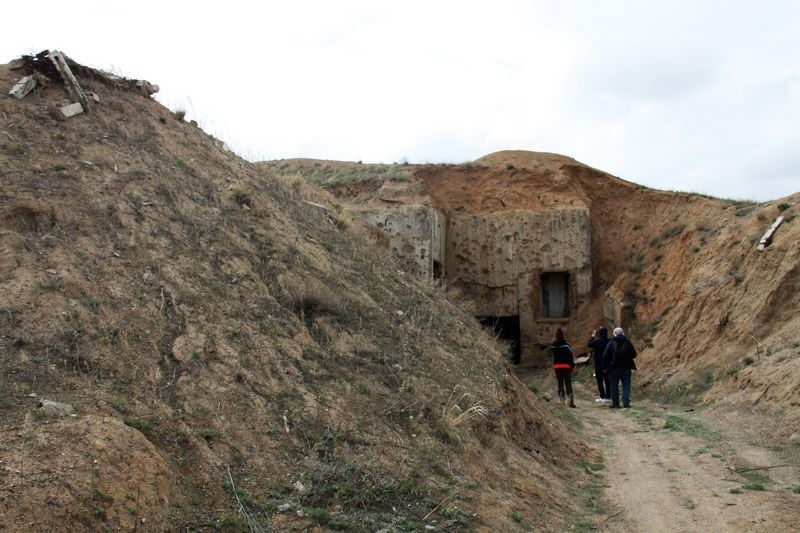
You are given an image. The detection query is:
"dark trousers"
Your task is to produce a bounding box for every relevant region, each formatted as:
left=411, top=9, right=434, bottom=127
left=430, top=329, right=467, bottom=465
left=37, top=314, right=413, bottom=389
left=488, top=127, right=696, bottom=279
left=555, top=369, right=573, bottom=399
left=607, top=368, right=632, bottom=406
left=595, top=368, right=610, bottom=399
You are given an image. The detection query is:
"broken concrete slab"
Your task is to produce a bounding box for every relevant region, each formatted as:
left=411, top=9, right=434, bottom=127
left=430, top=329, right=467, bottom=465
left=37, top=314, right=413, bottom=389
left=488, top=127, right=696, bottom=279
left=37, top=397, right=76, bottom=418
left=60, top=102, right=84, bottom=118
left=8, top=75, right=36, bottom=99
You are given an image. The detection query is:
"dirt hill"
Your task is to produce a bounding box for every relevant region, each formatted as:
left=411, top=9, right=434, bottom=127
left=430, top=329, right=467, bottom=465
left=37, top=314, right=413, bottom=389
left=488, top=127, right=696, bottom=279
left=0, top=56, right=590, bottom=531
left=262, top=151, right=800, bottom=444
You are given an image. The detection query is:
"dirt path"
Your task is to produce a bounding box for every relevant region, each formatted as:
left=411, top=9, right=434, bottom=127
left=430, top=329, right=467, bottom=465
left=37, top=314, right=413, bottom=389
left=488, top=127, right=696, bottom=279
left=577, top=399, right=800, bottom=532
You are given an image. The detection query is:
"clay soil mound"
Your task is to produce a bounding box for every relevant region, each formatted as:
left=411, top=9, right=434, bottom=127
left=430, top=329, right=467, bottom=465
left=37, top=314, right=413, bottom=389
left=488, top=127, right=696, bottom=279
left=0, top=57, right=591, bottom=530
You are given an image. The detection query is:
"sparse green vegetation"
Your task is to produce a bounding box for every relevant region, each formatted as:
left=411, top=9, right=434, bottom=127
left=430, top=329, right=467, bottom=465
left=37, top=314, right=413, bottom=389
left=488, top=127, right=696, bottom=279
left=662, top=224, right=687, bottom=239
left=86, top=297, right=100, bottom=314
left=199, top=428, right=216, bottom=441
left=743, top=482, right=765, bottom=491
left=777, top=203, right=791, bottom=212
left=663, top=415, right=704, bottom=437
left=579, top=461, right=604, bottom=472
left=123, top=416, right=154, bottom=432
left=729, top=487, right=742, bottom=494
left=111, top=397, right=127, bottom=413
left=0, top=387, right=12, bottom=409
left=262, top=160, right=413, bottom=186
left=3, top=141, right=26, bottom=155
left=53, top=163, right=67, bottom=172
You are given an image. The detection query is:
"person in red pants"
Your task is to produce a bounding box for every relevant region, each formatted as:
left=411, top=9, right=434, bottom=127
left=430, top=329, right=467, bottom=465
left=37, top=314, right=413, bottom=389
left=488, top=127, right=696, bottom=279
left=549, top=328, right=576, bottom=407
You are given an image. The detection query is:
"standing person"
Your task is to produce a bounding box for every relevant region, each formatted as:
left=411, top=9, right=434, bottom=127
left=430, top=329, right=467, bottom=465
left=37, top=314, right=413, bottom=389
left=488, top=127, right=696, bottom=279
left=549, top=328, right=576, bottom=408
left=588, top=327, right=611, bottom=403
left=602, top=327, right=638, bottom=408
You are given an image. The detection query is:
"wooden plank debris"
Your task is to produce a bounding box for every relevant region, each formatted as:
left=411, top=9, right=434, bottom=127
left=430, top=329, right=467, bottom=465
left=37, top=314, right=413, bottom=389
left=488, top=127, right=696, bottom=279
left=8, top=75, right=37, bottom=99
left=756, top=215, right=784, bottom=251
left=47, top=50, right=91, bottom=112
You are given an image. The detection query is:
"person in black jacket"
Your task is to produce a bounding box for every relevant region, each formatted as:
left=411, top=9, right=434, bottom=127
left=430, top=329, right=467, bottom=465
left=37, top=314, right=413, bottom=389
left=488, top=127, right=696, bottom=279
left=548, top=328, right=576, bottom=408
left=602, top=327, right=638, bottom=408
left=588, top=327, right=611, bottom=403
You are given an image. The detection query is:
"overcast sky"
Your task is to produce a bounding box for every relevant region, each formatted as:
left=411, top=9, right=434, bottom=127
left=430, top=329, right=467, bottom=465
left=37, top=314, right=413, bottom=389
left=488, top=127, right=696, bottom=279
left=3, top=1, right=799, bottom=201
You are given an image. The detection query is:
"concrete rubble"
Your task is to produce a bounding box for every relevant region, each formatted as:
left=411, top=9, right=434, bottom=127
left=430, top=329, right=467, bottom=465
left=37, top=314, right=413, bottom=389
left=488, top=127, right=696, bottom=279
left=8, top=75, right=36, bottom=99
left=37, top=397, right=76, bottom=418
left=5, top=49, right=159, bottom=118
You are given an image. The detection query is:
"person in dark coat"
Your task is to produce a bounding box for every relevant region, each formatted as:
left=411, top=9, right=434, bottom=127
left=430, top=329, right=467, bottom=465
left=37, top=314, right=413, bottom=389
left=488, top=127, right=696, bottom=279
left=588, top=327, right=611, bottom=403
left=549, top=328, right=576, bottom=408
left=602, top=327, right=638, bottom=408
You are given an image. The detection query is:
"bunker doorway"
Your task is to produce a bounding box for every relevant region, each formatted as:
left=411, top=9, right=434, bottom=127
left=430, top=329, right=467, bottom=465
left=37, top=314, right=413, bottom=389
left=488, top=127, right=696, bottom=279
left=540, top=272, right=571, bottom=318
left=479, top=316, right=521, bottom=364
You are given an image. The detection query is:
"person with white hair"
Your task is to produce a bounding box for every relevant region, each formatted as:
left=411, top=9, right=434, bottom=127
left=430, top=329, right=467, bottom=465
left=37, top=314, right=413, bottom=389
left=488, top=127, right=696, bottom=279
left=602, top=327, right=638, bottom=408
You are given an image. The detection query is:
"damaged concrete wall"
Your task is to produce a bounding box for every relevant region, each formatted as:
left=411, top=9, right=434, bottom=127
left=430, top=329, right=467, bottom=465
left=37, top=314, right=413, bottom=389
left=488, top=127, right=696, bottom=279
left=445, top=208, right=591, bottom=310
left=350, top=205, right=445, bottom=278
left=442, top=207, right=591, bottom=354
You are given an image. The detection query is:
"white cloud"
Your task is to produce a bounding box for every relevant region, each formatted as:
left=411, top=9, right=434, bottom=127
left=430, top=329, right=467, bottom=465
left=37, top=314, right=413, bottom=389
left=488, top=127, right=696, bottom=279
left=1, top=0, right=798, bottom=200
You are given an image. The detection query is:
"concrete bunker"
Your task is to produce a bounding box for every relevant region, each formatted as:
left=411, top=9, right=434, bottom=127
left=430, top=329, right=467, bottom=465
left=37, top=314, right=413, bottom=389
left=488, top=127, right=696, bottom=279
left=322, top=163, right=593, bottom=365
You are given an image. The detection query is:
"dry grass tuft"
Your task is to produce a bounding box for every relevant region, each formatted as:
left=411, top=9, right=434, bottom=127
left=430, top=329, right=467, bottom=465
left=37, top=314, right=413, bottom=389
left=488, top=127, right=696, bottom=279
left=436, top=385, right=488, bottom=444
left=366, top=224, right=391, bottom=248
left=231, top=187, right=252, bottom=208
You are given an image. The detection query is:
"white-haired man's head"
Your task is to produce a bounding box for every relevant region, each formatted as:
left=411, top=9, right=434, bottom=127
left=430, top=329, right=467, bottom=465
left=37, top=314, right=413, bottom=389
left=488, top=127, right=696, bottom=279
left=613, top=327, right=624, bottom=337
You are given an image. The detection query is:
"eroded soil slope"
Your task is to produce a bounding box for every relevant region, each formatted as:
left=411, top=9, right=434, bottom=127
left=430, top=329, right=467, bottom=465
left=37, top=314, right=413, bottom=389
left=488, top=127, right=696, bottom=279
left=0, top=59, right=587, bottom=530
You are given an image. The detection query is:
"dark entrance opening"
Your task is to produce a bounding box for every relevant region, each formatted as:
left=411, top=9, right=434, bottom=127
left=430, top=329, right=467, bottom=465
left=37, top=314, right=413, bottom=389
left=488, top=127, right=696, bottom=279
left=540, top=272, right=571, bottom=318
left=432, top=260, right=443, bottom=280
left=479, top=316, right=521, bottom=364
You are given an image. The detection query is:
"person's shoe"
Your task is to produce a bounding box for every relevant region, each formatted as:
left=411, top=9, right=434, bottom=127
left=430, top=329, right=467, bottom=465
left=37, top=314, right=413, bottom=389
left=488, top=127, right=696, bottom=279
left=609, top=404, right=621, bottom=409
left=594, top=397, right=604, bottom=403
left=568, top=394, right=576, bottom=408
left=623, top=402, right=631, bottom=408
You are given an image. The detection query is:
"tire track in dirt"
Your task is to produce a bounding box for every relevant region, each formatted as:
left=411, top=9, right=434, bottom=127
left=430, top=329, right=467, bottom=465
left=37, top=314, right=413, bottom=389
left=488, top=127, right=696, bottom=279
left=579, top=401, right=800, bottom=532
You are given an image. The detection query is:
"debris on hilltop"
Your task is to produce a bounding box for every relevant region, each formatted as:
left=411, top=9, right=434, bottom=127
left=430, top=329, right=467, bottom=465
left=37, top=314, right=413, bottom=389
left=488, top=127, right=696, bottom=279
left=7, top=49, right=158, bottom=118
